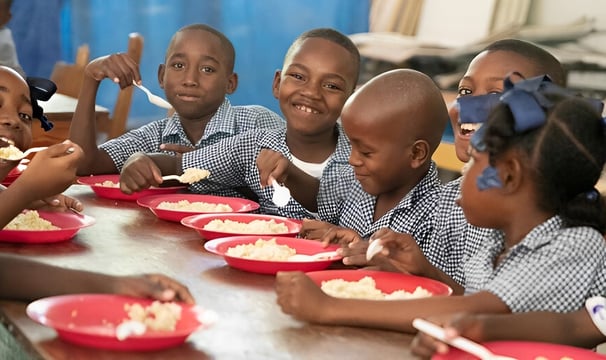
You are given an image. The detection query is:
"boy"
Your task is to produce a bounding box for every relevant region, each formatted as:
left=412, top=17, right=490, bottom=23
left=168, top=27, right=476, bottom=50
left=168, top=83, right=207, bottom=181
left=70, top=23, right=284, bottom=176
left=119, top=28, right=359, bottom=221
left=300, top=68, right=448, bottom=268
left=0, top=65, right=193, bottom=303
left=0, top=0, right=23, bottom=77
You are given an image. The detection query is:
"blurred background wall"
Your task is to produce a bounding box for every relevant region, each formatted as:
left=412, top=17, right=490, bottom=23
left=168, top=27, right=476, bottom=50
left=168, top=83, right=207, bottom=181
left=9, top=0, right=369, bottom=128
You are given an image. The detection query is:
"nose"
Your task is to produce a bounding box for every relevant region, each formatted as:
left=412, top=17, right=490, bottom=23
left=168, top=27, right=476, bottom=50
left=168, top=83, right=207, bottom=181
left=181, top=66, right=199, bottom=87
left=300, top=79, right=322, bottom=99
left=348, top=150, right=362, bottom=167
left=0, top=114, right=21, bottom=129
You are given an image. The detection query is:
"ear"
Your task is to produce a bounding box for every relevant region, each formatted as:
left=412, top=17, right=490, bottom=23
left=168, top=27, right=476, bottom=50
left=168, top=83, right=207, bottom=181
left=157, top=64, right=166, bottom=89
left=409, top=140, right=430, bottom=169
left=226, top=72, right=238, bottom=94
left=496, top=151, right=524, bottom=194
left=272, top=70, right=281, bottom=100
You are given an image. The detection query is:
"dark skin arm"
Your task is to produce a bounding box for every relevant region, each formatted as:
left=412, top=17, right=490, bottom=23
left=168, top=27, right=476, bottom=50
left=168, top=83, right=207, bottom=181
left=275, top=271, right=509, bottom=333
left=70, top=54, right=141, bottom=175
left=412, top=310, right=605, bottom=359
left=256, top=149, right=320, bottom=212
left=119, top=152, right=180, bottom=194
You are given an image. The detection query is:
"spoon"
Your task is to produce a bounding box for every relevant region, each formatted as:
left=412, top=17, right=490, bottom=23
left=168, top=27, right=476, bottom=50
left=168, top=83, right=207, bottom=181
left=0, top=145, right=48, bottom=161
left=162, top=168, right=210, bottom=184
left=366, top=237, right=384, bottom=261
left=270, top=178, right=291, bottom=207
left=288, top=251, right=339, bottom=262
left=133, top=81, right=172, bottom=109
left=412, top=318, right=518, bottom=360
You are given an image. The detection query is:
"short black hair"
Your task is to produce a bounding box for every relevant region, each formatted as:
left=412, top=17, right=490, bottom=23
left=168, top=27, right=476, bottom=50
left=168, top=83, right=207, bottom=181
left=167, top=23, right=236, bottom=73
left=284, top=28, right=361, bottom=85
left=483, top=39, right=566, bottom=86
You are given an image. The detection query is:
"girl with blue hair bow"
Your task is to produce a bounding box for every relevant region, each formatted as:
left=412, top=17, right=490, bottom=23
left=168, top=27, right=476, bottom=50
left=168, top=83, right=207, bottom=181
left=274, top=75, right=606, bottom=336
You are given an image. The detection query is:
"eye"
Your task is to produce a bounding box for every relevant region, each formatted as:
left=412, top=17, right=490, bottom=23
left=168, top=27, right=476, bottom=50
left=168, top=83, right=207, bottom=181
left=19, top=113, right=32, bottom=122
left=199, top=66, right=215, bottom=73
left=324, top=83, right=343, bottom=91
left=458, top=87, right=472, bottom=96
left=171, top=62, right=185, bottom=69
left=287, top=73, right=304, bottom=81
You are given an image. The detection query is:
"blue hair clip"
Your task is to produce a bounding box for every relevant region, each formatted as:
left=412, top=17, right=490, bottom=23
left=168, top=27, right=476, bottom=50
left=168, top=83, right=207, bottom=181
left=457, top=93, right=501, bottom=124
left=476, top=165, right=503, bottom=190
left=26, top=77, right=56, bottom=131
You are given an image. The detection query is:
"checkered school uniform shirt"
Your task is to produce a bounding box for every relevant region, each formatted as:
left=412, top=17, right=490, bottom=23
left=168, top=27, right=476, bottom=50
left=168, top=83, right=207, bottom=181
left=424, top=177, right=492, bottom=285
left=464, top=216, right=606, bottom=313
left=337, top=162, right=441, bottom=262
left=100, top=98, right=284, bottom=170
left=182, top=124, right=352, bottom=221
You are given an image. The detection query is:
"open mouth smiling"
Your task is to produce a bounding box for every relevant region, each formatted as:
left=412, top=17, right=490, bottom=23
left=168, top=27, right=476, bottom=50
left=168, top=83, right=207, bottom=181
left=459, top=122, right=482, bottom=137
left=294, top=104, right=320, bottom=114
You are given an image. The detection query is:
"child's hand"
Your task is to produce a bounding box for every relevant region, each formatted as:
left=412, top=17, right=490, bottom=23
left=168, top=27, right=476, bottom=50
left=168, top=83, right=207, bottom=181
left=159, top=143, right=195, bottom=154
left=256, top=149, right=290, bottom=187
left=319, top=226, right=363, bottom=248
left=120, top=152, right=163, bottom=194
left=29, top=194, right=84, bottom=212
left=300, top=218, right=335, bottom=240
left=110, top=274, right=195, bottom=304
left=411, top=313, right=487, bottom=359
left=14, top=141, right=82, bottom=202
left=85, top=53, right=141, bottom=89
left=275, top=271, right=332, bottom=323
left=339, top=238, right=370, bottom=266
left=368, top=228, right=432, bottom=276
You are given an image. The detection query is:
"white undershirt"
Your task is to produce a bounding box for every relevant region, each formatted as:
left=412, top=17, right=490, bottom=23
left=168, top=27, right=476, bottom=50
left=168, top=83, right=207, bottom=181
left=291, top=155, right=330, bottom=179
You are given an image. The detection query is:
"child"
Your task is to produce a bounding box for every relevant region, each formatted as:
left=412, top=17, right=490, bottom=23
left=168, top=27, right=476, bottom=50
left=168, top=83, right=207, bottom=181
left=299, top=68, right=448, bottom=267
left=275, top=75, right=606, bottom=333
left=0, top=66, right=193, bottom=303
left=0, top=0, right=23, bottom=77
left=70, top=23, right=284, bottom=178
left=119, top=28, right=359, bottom=221
left=412, top=298, right=606, bottom=356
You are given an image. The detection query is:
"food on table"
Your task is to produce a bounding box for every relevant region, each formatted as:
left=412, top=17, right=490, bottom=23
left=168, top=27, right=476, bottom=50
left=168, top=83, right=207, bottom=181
left=157, top=200, right=233, bottom=212
left=4, top=210, right=59, bottom=230
left=179, top=168, right=210, bottom=183
left=94, top=180, right=119, bottom=187
left=320, top=276, right=432, bottom=300
left=0, top=144, right=24, bottom=160
left=226, top=238, right=296, bottom=261
left=203, top=219, right=289, bottom=234
left=115, top=301, right=182, bottom=340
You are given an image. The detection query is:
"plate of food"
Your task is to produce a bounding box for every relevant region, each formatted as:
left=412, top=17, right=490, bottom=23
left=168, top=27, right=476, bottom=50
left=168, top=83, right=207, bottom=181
left=1, top=160, right=27, bottom=186
left=26, top=294, right=210, bottom=351
left=77, top=174, right=186, bottom=201
left=181, top=213, right=302, bottom=240
left=432, top=340, right=606, bottom=359
left=204, top=236, right=342, bottom=274
left=305, top=269, right=453, bottom=300
left=0, top=209, right=95, bottom=243
left=137, top=194, right=260, bottom=222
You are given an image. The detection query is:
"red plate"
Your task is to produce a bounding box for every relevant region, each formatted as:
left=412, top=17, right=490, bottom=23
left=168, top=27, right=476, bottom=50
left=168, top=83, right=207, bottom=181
left=433, top=341, right=606, bottom=359
left=181, top=213, right=302, bottom=240
left=306, top=269, right=453, bottom=297
left=0, top=210, right=95, bottom=243
left=77, top=174, right=186, bottom=201
left=27, top=294, right=204, bottom=351
left=1, top=160, right=27, bottom=186
left=137, top=193, right=260, bottom=222
left=204, top=235, right=341, bottom=274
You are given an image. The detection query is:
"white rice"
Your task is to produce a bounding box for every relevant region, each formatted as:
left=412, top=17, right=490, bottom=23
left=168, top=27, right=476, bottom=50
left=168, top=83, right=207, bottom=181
left=226, top=238, right=296, bottom=261
left=157, top=200, right=232, bottom=212
left=203, top=219, right=288, bottom=234
left=4, top=210, right=59, bottom=230
left=123, top=301, right=182, bottom=332
left=179, top=168, right=210, bottom=183
left=320, top=276, right=432, bottom=300
left=94, top=180, right=119, bottom=188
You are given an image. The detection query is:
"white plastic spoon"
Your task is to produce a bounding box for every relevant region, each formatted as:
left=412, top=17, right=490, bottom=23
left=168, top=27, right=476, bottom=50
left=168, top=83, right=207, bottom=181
left=366, top=237, right=384, bottom=261
left=270, top=178, right=291, bottom=207
left=133, top=81, right=172, bottom=109
left=288, top=251, right=339, bottom=262
left=412, top=318, right=517, bottom=360
left=0, top=145, right=48, bottom=161
left=162, top=168, right=210, bottom=184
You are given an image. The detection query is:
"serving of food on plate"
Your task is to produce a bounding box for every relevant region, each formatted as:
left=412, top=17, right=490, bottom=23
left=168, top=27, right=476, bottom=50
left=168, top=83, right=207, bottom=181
left=181, top=213, right=302, bottom=240
left=77, top=174, right=186, bottom=201
left=0, top=210, right=95, bottom=243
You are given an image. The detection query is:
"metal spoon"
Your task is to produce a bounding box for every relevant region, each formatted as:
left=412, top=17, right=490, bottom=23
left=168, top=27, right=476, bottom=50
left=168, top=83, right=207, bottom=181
left=133, top=81, right=172, bottom=109
left=412, top=319, right=518, bottom=360
left=270, top=178, right=291, bottom=207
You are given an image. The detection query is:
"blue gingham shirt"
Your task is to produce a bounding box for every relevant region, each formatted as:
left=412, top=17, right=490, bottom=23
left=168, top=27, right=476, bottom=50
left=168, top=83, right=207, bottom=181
left=100, top=98, right=284, bottom=170
left=337, top=162, right=442, bottom=263
left=464, top=216, right=606, bottom=313
left=182, top=125, right=352, bottom=221
left=425, top=177, right=492, bottom=285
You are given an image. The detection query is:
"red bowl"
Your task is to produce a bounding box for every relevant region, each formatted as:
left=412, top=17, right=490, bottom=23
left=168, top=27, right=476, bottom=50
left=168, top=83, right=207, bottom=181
left=137, top=193, right=260, bottom=222
left=204, top=235, right=341, bottom=274
left=305, top=269, right=453, bottom=297
left=1, top=160, right=27, bottom=186
left=181, top=213, right=302, bottom=240
left=27, top=294, right=205, bottom=352
left=433, top=340, right=606, bottom=360
left=0, top=210, right=95, bottom=243
left=77, top=174, right=186, bottom=201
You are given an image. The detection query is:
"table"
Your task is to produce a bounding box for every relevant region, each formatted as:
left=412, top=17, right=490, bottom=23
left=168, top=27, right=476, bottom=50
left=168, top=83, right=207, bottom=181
left=0, top=185, right=415, bottom=359
left=31, top=94, right=110, bottom=147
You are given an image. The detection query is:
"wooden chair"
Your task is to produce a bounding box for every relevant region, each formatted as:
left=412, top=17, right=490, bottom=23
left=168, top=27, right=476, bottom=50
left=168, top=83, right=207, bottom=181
left=49, top=44, right=90, bottom=98
left=106, top=32, right=144, bottom=140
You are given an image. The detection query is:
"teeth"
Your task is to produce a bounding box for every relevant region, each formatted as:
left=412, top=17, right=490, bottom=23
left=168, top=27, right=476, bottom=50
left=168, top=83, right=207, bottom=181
left=460, top=123, right=482, bottom=132
left=295, top=104, right=319, bottom=114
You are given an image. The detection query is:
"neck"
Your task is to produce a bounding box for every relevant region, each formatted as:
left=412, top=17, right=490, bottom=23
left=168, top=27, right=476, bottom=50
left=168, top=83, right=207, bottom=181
left=179, top=115, right=213, bottom=144
left=286, top=126, right=337, bottom=163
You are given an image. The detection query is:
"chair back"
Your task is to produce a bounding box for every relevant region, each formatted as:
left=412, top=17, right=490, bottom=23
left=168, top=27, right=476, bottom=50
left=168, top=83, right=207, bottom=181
left=49, top=44, right=90, bottom=98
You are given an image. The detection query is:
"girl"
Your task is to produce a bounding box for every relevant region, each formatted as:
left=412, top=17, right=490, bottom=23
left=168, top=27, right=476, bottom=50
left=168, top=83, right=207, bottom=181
left=275, top=74, right=606, bottom=333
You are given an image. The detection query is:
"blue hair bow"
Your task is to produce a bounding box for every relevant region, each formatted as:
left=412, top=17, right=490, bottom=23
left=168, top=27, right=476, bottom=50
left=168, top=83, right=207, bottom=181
left=457, top=93, right=501, bottom=125
left=26, top=77, right=56, bottom=131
